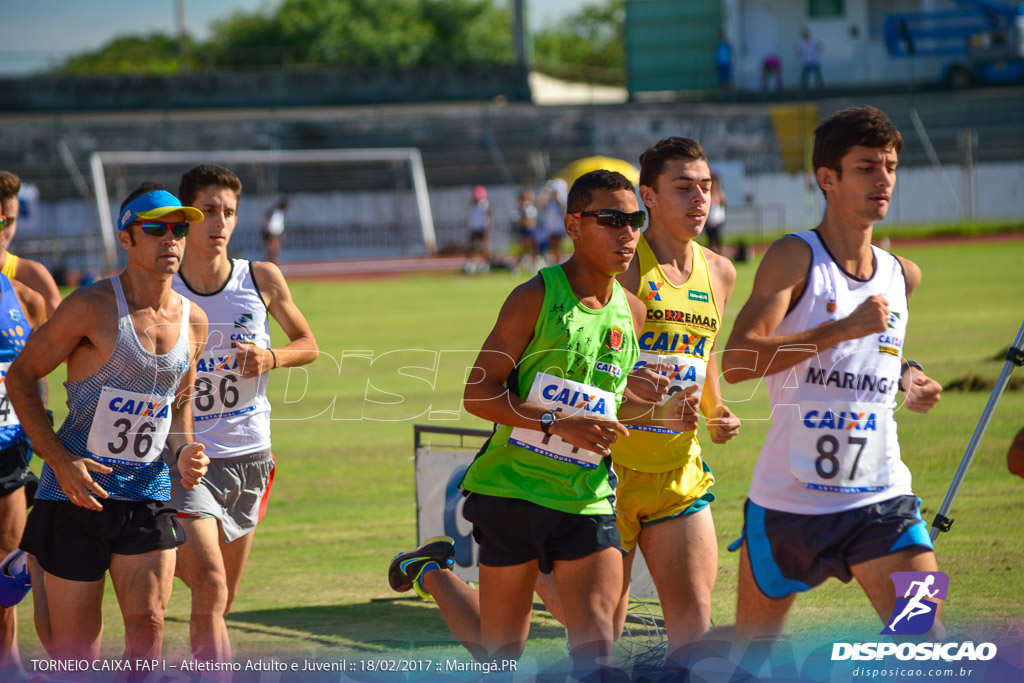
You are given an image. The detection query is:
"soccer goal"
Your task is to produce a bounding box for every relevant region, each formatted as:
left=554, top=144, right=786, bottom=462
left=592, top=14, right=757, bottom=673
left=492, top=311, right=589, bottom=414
left=89, top=148, right=437, bottom=272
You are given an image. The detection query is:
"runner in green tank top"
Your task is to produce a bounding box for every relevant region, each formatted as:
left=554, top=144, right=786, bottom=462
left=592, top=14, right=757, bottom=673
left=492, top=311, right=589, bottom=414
left=387, top=170, right=699, bottom=681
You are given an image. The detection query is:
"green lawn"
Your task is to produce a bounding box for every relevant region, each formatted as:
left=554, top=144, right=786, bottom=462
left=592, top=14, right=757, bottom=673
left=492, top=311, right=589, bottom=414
left=19, top=239, right=1024, bottom=674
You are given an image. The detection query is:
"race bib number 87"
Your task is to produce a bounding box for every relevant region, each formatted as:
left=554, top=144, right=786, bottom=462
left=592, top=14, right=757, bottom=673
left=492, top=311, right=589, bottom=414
left=509, top=372, right=617, bottom=469
left=86, top=387, right=173, bottom=465
left=790, top=400, right=890, bottom=493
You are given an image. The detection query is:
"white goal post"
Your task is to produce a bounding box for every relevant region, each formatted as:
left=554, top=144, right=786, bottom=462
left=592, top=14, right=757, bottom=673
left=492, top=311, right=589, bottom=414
left=89, top=148, right=437, bottom=272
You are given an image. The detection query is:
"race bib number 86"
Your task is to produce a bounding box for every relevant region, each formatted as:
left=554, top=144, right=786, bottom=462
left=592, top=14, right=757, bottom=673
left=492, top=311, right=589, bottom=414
left=86, top=387, right=173, bottom=465
left=789, top=400, right=890, bottom=493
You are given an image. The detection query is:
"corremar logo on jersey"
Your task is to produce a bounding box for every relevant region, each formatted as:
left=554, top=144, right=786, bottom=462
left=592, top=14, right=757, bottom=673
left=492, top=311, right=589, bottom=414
left=881, top=571, right=949, bottom=636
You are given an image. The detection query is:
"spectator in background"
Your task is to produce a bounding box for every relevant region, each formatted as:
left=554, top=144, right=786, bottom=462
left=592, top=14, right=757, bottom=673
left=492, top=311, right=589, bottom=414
left=714, top=32, right=735, bottom=101
left=706, top=173, right=727, bottom=254
left=1009, top=426, right=1024, bottom=479
left=762, top=53, right=782, bottom=96
left=0, top=172, right=62, bottom=317
left=797, top=27, right=824, bottom=95
left=262, top=197, right=288, bottom=265
left=465, top=185, right=492, bottom=275
left=514, top=188, right=540, bottom=273
left=538, top=178, right=568, bottom=265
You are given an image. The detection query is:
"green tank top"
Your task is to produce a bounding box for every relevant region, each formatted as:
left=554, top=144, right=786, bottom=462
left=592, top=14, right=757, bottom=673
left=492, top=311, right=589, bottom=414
left=461, top=265, right=639, bottom=515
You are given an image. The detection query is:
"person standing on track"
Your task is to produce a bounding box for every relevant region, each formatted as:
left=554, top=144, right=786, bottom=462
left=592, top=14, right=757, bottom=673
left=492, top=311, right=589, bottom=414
left=171, top=164, right=318, bottom=664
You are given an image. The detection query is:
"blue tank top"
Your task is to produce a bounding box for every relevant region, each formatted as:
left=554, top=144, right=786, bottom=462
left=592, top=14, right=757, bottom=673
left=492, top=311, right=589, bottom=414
left=37, top=276, right=192, bottom=502
left=0, top=274, right=30, bottom=448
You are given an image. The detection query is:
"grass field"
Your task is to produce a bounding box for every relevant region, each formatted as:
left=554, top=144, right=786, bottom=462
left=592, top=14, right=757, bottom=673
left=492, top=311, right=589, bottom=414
left=16, top=238, right=1024, bottom=675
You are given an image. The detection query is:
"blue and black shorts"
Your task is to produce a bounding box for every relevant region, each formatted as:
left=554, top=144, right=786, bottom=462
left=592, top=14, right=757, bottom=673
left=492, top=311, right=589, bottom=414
left=734, top=495, right=933, bottom=599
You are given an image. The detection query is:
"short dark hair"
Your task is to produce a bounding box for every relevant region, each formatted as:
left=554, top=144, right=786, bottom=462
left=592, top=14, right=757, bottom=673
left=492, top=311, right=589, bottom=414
left=567, top=170, right=635, bottom=214
left=813, top=106, right=903, bottom=174
left=178, top=164, right=243, bottom=206
left=120, top=182, right=167, bottom=214
left=0, top=171, right=21, bottom=203
left=638, top=137, right=707, bottom=190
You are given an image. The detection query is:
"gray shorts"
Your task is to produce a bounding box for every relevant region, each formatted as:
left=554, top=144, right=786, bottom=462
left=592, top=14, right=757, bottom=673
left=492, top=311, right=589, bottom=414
left=168, top=449, right=275, bottom=543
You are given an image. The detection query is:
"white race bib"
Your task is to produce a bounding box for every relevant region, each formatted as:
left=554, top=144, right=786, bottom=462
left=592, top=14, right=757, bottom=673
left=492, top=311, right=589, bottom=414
left=625, top=352, right=705, bottom=434
left=789, top=400, right=890, bottom=493
left=86, top=387, right=173, bottom=465
left=508, top=372, right=617, bottom=469
left=0, top=362, right=20, bottom=428
left=193, top=348, right=259, bottom=422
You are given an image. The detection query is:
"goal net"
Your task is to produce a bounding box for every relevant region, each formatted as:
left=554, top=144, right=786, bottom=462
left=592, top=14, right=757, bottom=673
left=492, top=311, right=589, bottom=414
left=89, top=149, right=436, bottom=272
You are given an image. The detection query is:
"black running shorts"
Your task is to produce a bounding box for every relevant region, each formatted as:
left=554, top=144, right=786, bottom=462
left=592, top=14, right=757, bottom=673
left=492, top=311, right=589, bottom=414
left=21, top=499, right=185, bottom=581
left=462, top=493, right=621, bottom=574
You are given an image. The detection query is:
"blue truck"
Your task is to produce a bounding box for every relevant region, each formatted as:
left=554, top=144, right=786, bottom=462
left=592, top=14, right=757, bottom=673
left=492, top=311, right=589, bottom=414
left=884, top=0, right=1024, bottom=87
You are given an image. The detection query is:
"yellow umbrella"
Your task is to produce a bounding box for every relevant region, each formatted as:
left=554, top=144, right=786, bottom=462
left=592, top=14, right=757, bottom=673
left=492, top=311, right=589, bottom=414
left=553, top=156, right=641, bottom=187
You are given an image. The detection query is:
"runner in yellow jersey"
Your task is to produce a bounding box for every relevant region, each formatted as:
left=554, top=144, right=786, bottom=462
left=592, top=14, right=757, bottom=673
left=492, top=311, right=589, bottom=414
left=612, top=138, right=740, bottom=667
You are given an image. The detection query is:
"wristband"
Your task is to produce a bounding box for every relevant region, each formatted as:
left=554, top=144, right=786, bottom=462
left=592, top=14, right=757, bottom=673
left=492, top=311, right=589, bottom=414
left=899, top=360, right=923, bottom=392
left=174, top=443, right=191, bottom=460
left=269, top=348, right=278, bottom=369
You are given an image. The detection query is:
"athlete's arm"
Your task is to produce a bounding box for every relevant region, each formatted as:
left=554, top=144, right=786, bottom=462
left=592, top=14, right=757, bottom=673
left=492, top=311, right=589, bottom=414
left=701, top=249, right=740, bottom=443
left=238, top=261, right=319, bottom=378
left=893, top=257, right=941, bottom=414
left=463, top=275, right=628, bottom=457
left=11, top=279, right=46, bottom=331
left=168, top=302, right=209, bottom=491
left=14, top=257, right=62, bottom=319
left=723, top=236, right=890, bottom=383
left=7, top=287, right=113, bottom=509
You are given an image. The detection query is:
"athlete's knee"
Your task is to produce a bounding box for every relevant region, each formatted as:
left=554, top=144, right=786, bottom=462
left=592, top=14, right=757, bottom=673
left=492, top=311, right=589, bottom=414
left=124, top=610, right=165, bottom=643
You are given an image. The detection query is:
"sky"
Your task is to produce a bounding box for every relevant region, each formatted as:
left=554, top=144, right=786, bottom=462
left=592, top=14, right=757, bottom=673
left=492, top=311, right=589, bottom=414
left=0, top=0, right=589, bottom=75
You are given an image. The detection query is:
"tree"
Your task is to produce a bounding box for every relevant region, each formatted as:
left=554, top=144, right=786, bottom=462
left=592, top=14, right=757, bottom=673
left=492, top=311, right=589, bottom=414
left=55, top=0, right=513, bottom=74
left=533, top=0, right=625, bottom=86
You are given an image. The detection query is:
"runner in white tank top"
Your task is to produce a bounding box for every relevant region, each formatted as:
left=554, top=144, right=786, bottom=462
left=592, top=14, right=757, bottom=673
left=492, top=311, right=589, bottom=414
left=723, top=107, right=946, bottom=642
left=172, top=164, right=318, bottom=664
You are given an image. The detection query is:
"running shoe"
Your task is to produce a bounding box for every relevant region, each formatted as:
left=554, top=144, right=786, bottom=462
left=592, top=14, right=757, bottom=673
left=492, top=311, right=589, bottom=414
left=0, top=549, right=31, bottom=607
left=388, top=536, right=455, bottom=595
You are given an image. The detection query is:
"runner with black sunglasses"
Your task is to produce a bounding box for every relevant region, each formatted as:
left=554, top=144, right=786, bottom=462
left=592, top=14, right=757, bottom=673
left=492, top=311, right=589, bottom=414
left=7, top=183, right=210, bottom=661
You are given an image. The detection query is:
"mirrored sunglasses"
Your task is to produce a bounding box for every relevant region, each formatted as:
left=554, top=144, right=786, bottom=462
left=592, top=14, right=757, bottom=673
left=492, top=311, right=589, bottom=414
left=135, top=222, right=190, bottom=238
left=572, top=209, right=646, bottom=229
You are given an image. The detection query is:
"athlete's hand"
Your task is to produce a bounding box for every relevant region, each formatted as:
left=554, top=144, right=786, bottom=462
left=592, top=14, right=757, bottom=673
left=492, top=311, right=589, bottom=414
left=656, top=384, right=700, bottom=433
left=177, top=442, right=209, bottom=490
left=706, top=405, right=741, bottom=444
left=903, top=370, right=941, bottom=414
left=626, top=363, right=670, bottom=404
left=839, top=295, right=889, bottom=339
left=234, top=342, right=275, bottom=378
left=52, top=453, right=111, bottom=511
left=549, top=414, right=629, bottom=457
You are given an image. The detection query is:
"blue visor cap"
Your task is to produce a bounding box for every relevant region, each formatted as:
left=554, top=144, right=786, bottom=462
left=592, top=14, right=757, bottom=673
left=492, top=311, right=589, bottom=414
left=118, top=190, right=204, bottom=230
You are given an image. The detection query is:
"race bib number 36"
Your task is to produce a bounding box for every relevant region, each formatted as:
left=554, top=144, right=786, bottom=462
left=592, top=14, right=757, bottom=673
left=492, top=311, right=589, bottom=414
left=508, top=372, right=617, bottom=469
left=790, top=400, right=890, bottom=493
left=193, top=348, right=260, bottom=421
left=86, top=387, right=173, bottom=465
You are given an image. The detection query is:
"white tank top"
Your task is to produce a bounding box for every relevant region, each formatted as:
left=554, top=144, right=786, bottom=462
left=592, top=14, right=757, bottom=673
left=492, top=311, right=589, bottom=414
left=748, top=230, right=912, bottom=514
left=173, top=260, right=272, bottom=458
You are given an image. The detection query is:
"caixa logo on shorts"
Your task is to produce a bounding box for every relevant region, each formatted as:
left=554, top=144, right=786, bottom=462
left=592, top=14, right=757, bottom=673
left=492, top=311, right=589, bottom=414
left=882, top=571, right=949, bottom=635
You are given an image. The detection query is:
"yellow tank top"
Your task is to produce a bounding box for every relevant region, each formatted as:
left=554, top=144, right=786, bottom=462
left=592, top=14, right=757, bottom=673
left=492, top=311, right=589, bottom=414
left=0, top=253, right=18, bottom=279
left=613, top=236, right=722, bottom=473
